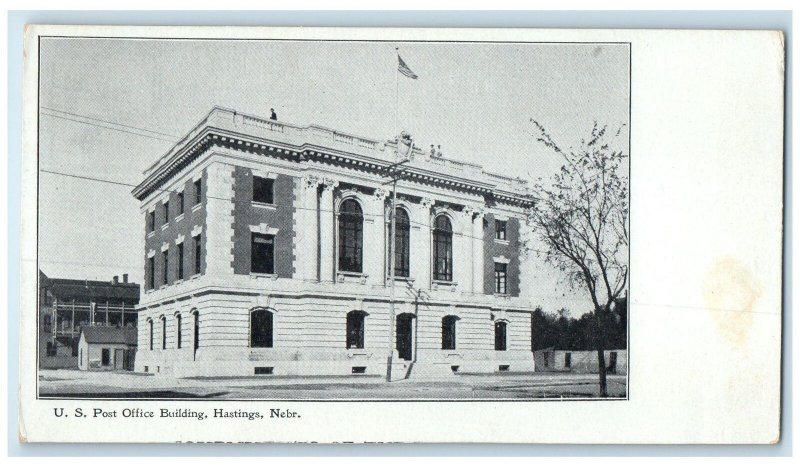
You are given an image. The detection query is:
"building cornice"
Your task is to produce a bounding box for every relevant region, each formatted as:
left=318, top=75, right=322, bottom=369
left=133, top=107, right=535, bottom=208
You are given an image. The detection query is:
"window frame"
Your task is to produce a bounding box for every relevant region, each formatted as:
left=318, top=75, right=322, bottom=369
left=147, top=256, right=155, bottom=290
left=177, top=191, right=185, bottom=215
left=433, top=215, right=453, bottom=282
left=177, top=242, right=184, bottom=280
left=250, top=308, right=274, bottom=348
left=346, top=310, right=366, bottom=349
left=494, top=262, right=508, bottom=294
left=250, top=233, right=276, bottom=274
left=193, top=178, right=202, bottom=205
left=162, top=249, right=169, bottom=286
left=338, top=199, right=364, bottom=273
left=176, top=314, right=182, bottom=349
left=101, top=348, right=110, bottom=366
left=494, top=321, right=508, bottom=351
left=442, top=315, right=458, bottom=350
left=252, top=176, right=275, bottom=205
left=163, top=200, right=170, bottom=225
left=160, top=316, right=167, bottom=350
left=193, top=234, right=202, bottom=275
left=389, top=207, right=411, bottom=278
left=495, top=219, right=507, bottom=241
left=147, top=210, right=155, bottom=233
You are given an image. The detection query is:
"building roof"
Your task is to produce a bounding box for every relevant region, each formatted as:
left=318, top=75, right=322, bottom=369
left=81, top=326, right=137, bottom=345
left=43, top=276, right=140, bottom=304
left=133, top=107, right=534, bottom=207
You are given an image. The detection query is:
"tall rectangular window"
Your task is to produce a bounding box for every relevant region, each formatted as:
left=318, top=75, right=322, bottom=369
left=251, top=233, right=275, bottom=274
left=495, top=220, right=507, bottom=240
left=495, top=321, right=507, bottom=351
left=177, top=191, right=185, bottom=214
left=495, top=262, right=508, bottom=294
left=253, top=176, right=275, bottom=204
left=147, top=211, right=155, bottom=233
left=163, top=201, right=170, bottom=225
left=101, top=348, right=110, bottom=366
left=193, top=179, right=202, bottom=205
left=193, top=234, right=202, bottom=274
left=147, top=256, right=155, bottom=290
left=176, top=314, right=182, bottom=349
left=177, top=242, right=184, bottom=280
left=162, top=249, right=169, bottom=285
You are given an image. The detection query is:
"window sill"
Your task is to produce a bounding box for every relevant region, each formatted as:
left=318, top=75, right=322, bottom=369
left=252, top=201, right=277, bottom=210
left=161, top=223, right=169, bottom=231
left=386, top=276, right=415, bottom=285
left=250, top=272, right=278, bottom=280
left=192, top=203, right=202, bottom=213
left=494, top=293, right=511, bottom=298
left=494, top=238, right=510, bottom=245
left=337, top=271, right=369, bottom=284
left=174, top=279, right=185, bottom=285
left=147, top=231, right=155, bottom=238
left=175, top=213, right=185, bottom=223
left=431, top=280, right=458, bottom=292
left=347, top=350, right=368, bottom=358
left=190, top=273, right=201, bottom=280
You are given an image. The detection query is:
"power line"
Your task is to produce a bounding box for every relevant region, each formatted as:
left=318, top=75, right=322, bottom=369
left=40, top=112, right=178, bottom=144
left=41, top=106, right=182, bottom=139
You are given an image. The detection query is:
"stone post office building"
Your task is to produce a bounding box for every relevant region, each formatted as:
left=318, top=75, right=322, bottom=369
left=132, top=107, right=539, bottom=378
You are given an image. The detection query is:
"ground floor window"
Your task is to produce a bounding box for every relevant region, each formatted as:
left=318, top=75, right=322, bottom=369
left=442, top=315, right=457, bottom=350
left=565, top=352, right=572, bottom=368
left=101, top=348, right=110, bottom=366
left=46, top=341, right=56, bottom=357
left=494, top=321, right=507, bottom=351
left=250, top=308, right=274, bottom=348
left=346, top=311, right=366, bottom=349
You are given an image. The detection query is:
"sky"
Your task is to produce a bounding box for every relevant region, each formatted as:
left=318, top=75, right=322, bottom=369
left=37, top=38, right=629, bottom=316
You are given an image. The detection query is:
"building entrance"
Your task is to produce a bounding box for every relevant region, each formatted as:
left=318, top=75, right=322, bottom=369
left=396, top=313, right=414, bottom=361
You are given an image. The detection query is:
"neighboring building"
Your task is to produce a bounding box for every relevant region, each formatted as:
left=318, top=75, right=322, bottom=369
left=534, top=348, right=628, bottom=375
left=39, top=270, right=140, bottom=369
left=132, top=107, right=540, bottom=378
left=78, top=326, right=137, bottom=371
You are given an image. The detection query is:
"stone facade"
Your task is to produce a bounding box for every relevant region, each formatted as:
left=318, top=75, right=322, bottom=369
left=132, top=107, right=539, bottom=378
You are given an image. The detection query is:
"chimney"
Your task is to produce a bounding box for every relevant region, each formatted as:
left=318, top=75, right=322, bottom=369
left=123, top=273, right=129, bottom=284
left=112, top=275, right=119, bottom=285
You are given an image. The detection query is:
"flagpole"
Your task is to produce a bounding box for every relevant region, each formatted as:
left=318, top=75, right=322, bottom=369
left=387, top=46, right=400, bottom=383
left=395, top=47, right=399, bottom=135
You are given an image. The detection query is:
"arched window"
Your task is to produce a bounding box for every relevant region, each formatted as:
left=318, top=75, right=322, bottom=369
left=250, top=308, right=274, bottom=348
left=147, top=319, right=154, bottom=351
left=388, top=208, right=410, bottom=277
left=192, top=310, right=199, bottom=351
left=160, top=316, right=167, bottom=350
left=494, top=321, right=508, bottom=351
left=176, top=314, right=182, bottom=349
left=433, top=215, right=453, bottom=281
left=442, top=315, right=458, bottom=350
left=346, top=310, right=366, bottom=349
left=338, top=199, right=363, bottom=273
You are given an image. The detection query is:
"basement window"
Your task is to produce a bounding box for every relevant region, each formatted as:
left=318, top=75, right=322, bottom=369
left=498, top=365, right=510, bottom=372
left=450, top=365, right=460, bottom=373
left=351, top=366, right=367, bottom=374
left=254, top=366, right=274, bottom=375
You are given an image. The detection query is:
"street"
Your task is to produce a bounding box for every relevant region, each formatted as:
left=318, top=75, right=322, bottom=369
left=38, top=369, right=627, bottom=400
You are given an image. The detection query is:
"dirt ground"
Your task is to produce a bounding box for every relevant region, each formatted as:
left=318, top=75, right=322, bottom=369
left=38, top=369, right=627, bottom=400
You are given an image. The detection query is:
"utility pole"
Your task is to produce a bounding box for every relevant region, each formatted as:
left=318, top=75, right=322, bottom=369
left=383, top=158, right=410, bottom=382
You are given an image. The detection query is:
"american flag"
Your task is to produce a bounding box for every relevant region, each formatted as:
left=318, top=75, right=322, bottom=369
left=397, top=54, right=418, bottom=80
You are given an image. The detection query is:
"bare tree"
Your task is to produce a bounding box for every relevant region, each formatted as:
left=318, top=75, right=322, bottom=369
left=527, top=120, right=629, bottom=397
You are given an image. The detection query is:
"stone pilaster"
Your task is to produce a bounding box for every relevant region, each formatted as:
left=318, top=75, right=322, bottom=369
left=472, top=206, right=485, bottom=294
left=410, top=197, right=434, bottom=286
left=204, top=162, right=235, bottom=277
left=364, top=188, right=388, bottom=284
left=295, top=174, right=321, bottom=281
left=318, top=178, right=338, bottom=282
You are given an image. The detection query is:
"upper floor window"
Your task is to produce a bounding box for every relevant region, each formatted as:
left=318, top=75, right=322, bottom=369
left=251, top=233, right=275, bottom=274
left=494, top=262, right=508, bottom=294
left=495, top=220, right=507, bottom=241
left=147, top=211, right=155, bottom=233
left=494, top=321, right=507, bottom=351
left=250, top=308, right=274, bottom=348
left=163, top=201, right=170, bottom=225
left=346, top=310, right=366, bottom=349
left=253, top=176, right=275, bottom=204
left=177, top=191, right=185, bottom=215
left=389, top=208, right=410, bottom=278
left=162, top=249, right=169, bottom=285
left=193, top=234, right=202, bottom=275
left=177, top=242, right=185, bottom=280
left=193, top=178, right=202, bottom=205
left=433, top=215, right=453, bottom=282
left=147, top=256, right=155, bottom=290
left=442, top=315, right=458, bottom=350
left=338, top=199, right=363, bottom=273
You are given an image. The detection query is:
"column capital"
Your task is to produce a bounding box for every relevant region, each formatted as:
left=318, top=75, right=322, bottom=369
left=302, top=174, right=321, bottom=190
left=373, top=188, right=389, bottom=201
left=420, top=197, right=435, bottom=209
left=321, top=177, right=339, bottom=191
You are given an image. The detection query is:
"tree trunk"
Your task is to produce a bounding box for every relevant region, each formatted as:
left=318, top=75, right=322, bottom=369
left=595, top=309, right=608, bottom=397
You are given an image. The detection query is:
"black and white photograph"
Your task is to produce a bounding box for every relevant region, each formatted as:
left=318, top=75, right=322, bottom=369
left=35, top=35, right=630, bottom=400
